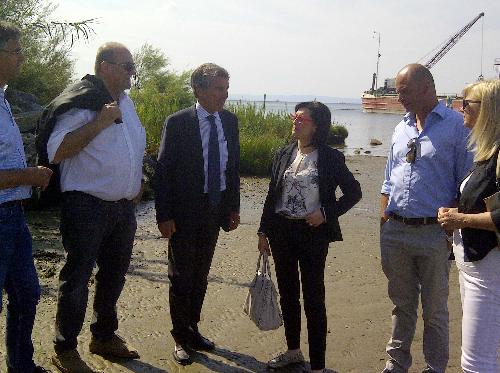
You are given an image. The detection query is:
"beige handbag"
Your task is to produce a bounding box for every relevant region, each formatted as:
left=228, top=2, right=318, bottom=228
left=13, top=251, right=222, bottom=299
left=244, top=253, right=283, bottom=331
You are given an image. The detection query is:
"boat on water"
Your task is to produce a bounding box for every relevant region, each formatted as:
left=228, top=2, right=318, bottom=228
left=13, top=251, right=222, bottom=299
left=362, top=12, right=485, bottom=114
left=362, top=78, right=462, bottom=114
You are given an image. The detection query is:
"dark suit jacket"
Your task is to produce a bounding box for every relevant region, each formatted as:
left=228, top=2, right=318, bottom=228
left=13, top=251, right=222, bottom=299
left=458, top=149, right=500, bottom=261
left=259, top=142, right=362, bottom=242
left=154, top=105, right=240, bottom=230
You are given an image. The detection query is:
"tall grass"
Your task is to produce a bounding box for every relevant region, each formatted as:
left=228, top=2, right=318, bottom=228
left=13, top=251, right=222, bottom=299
left=228, top=103, right=291, bottom=175
left=134, top=98, right=347, bottom=176
left=130, top=86, right=195, bottom=155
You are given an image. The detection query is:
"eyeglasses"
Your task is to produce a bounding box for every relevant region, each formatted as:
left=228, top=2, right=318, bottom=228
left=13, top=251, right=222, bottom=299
left=0, top=47, right=23, bottom=56
left=290, top=113, right=313, bottom=125
left=462, top=99, right=481, bottom=109
left=406, top=138, right=417, bottom=164
left=106, top=61, right=136, bottom=73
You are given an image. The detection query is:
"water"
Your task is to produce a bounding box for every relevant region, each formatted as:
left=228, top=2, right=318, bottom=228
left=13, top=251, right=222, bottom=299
left=230, top=101, right=402, bottom=157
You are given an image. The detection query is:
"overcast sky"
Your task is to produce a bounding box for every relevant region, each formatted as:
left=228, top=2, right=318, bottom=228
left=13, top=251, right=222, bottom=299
left=53, top=0, right=499, bottom=100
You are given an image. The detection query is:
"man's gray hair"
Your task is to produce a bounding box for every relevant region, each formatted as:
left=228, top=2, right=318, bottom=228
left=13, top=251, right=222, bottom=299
left=0, top=21, right=21, bottom=49
left=94, top=41, right=129, bottom=74
left=191, top=63, right=229, bottom=91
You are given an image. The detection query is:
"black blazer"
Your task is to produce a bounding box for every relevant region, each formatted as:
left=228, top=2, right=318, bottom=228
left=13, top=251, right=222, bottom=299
left=458, top=149, right=500, bottom=261
left=259, top=142, right=362, bottom=242
left=154, top=105, right=240, bottom=229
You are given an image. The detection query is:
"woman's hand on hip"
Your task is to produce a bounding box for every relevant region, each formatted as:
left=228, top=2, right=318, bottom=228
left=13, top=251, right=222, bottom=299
left=305, top=209, right=326, bottom=227
left=258, top=234, right=271, bottom=256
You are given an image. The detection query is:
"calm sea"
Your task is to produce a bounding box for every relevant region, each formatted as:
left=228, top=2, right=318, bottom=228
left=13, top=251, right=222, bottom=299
left=230, top=101, right=403, bottom=157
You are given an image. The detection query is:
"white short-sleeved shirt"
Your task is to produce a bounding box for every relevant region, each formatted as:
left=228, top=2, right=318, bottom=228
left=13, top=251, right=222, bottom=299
left=47, top=93, right=146, bottom=201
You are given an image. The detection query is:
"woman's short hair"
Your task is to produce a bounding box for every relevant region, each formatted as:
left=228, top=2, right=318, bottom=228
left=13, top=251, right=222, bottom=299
left=464, top=80, right=500, bottom=162
left=294, top=101, right=332, bottom=146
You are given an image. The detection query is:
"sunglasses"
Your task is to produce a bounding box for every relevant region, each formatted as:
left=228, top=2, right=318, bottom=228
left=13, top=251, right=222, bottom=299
left=107, top=61, right=136, bottom=73
left=462, top=99, right=481, bottom=109
left=290, top=113, right=313, bottom=125
left=406, top=138, right=417, bottom=164
left=0, top=47, right=23, bottom=56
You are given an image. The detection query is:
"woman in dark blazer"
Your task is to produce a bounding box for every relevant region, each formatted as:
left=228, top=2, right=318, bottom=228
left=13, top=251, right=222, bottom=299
left=257, top=101, right=362, bottom=372
left=438, top=80, right=500, bottom=373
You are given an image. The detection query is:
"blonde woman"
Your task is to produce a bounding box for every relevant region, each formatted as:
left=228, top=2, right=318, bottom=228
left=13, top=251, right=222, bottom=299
left=438, top=80, right=500, bottom=373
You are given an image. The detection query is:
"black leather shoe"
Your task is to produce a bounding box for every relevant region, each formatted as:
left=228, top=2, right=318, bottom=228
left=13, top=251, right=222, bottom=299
left=173, top=344, right=191, bottom=365
left=188, top=332, right=215, bottom=351
left=33, top=367, right=52, bottom=373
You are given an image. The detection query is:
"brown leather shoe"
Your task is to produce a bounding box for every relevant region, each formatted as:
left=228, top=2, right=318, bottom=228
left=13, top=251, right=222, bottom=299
left=89, top=334, right=139, bottom=359
left=52, top=349, right=103, bottom=373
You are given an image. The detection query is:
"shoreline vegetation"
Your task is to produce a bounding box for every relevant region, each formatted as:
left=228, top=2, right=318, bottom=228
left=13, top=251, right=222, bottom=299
left=132, top=94, right=349, bottom=177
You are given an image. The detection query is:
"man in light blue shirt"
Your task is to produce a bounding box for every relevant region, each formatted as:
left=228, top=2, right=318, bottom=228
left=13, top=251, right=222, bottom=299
left=0, top=21, right=52, bottom=373
left=379, top=64, right=472, bottom=373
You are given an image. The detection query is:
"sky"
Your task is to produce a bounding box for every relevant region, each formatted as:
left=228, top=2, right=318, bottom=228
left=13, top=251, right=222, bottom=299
left=52, top=0, right=500, bottom=101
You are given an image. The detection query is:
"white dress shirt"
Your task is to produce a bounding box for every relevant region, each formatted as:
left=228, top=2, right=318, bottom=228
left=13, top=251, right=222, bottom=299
left=195, top=102, right=228, bottom=193
left=47, top=93, right=146, bottom=201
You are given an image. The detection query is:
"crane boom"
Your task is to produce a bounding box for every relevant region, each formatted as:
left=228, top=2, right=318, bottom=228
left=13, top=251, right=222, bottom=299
left=425, top=12, right=484, bottom=69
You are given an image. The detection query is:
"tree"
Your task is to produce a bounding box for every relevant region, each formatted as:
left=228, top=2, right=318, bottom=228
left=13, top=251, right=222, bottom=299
left=1, top=0, right=96, bottom=104
left=130, top=43, right=195, bottom=155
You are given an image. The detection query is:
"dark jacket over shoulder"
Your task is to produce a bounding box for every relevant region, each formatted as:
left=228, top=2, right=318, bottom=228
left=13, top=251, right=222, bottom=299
left=154, top=106, right=240, bottom=229
left=458, top=150, right=500, bottom=261
left=35, top=75, right=115, bottom=204
left=36, top=75, right=115, bottom=166
left=259, top=142, right=362, bottom=242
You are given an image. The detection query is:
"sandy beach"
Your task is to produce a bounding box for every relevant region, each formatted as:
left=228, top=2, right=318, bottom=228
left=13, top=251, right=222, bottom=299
left=0, top=155, right=463, bottom=373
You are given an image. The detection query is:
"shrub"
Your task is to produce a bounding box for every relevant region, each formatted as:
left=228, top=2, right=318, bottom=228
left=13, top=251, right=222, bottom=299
left=327, top=124, right=348, bottom=145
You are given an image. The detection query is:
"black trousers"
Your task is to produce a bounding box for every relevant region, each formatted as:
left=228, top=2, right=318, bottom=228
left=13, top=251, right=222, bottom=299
left=268, top=214, right=329, bottom=370
left=54, top=192, right=136, bottom=353
left=168, top=203, right=222, bottom=345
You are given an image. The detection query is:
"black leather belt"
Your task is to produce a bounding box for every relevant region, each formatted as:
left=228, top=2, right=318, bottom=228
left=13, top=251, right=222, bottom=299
left=390, top=213, right=438, bottom=225
left=277, top=212, right=306, bottom=220
left=0, top=200, right=23, bottom=208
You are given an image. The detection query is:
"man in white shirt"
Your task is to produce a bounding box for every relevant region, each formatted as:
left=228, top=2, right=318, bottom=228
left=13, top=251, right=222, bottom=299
left=47, top=42, right=145, bottom=373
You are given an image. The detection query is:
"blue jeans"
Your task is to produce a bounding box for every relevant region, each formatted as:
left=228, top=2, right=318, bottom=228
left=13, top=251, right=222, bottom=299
left=0, top=204, right=41, bottom=373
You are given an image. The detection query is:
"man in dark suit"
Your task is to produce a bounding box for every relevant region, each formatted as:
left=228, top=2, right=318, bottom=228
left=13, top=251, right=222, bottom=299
left=155, top=63, right=240, bottom=365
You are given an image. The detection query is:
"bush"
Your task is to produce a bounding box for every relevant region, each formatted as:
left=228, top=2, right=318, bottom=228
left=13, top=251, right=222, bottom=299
left=130, top=85, right=194, bottom=155
left=240, top=134, right=287, bottom=176
left=327, top=124, right=348, bottom=145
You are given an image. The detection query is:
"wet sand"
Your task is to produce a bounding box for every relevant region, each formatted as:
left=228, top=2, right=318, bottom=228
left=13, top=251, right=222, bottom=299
left=0, top=155, right=463, bottom=372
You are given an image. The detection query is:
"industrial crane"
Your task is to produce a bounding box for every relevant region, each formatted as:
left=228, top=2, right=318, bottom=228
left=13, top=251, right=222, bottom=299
left=424, top=12, right=484, bottom=69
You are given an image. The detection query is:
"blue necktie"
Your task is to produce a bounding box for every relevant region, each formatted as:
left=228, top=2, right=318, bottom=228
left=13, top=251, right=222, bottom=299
left=207, top=115, right=221, bottom=206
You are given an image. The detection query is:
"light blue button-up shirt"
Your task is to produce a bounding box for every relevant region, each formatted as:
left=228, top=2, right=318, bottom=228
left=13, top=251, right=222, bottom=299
left=195, top=102, right=229, bottom=193
left=0, top=87, right=31, bottom=204
left=381, top=102, right=473, bottom=218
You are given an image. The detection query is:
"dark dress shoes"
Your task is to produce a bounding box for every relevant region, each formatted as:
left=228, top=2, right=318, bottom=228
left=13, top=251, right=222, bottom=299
left=188, top=332, right=215, bottom=351
left=173, top=344, right=191, bottom=365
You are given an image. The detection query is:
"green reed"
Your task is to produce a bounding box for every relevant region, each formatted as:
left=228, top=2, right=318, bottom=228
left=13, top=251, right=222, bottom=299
left=134, top=98, right=347, bottom=176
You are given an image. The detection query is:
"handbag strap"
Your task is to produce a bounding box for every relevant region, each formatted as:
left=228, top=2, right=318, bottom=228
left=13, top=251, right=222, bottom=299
left=495, top=146, right=500, bottom=190
left=256, top=253, right=271, bottom=276
left=256, top=253, right=263, bottom=273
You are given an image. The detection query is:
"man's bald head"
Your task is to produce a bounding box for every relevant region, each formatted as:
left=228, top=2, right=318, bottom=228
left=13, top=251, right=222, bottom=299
left=398, top=64, right=435, bottom=91
left=94, top=42, right=130, bottom=75
left=396, top=63, right=438, bottom=115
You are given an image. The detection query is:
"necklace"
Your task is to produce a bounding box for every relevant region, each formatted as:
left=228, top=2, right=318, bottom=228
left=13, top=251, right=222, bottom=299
left=298, top=142, right=315, bottom=154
